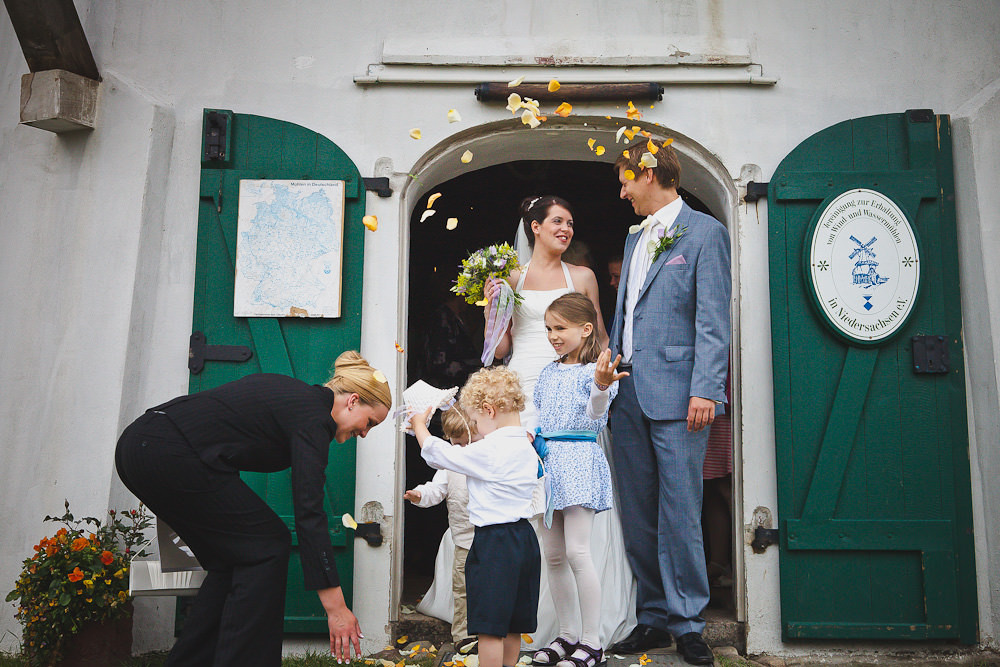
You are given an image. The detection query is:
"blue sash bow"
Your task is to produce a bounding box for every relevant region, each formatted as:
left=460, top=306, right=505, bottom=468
left=532, top=429, right=599, bottom=528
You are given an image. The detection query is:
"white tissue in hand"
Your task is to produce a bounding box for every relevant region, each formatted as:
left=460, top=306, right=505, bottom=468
left=399, top=380, right=458, bottom=432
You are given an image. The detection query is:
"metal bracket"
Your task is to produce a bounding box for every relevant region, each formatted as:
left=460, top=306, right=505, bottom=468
left=363, top=177, right=392, bottom=198
left=353, top=521, right=383, bottom=547
left=202, top=110, right=232, bottom=163
left=912, top=335, right=950, bottom=374
left=744, top=181, right=769, bottom=203
left=751, top=526, right=780, bottom=553
left=188, top=331, right=252, bottom=374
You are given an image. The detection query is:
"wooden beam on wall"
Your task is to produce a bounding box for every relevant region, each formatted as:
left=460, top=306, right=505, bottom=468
left=3, top=0, right=100, bottom=81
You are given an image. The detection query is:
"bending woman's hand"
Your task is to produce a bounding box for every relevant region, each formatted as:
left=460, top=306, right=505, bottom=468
left=318, top=586, right=362, bottom=663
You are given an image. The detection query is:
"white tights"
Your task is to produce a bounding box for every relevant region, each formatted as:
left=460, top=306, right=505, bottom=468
left=541, top=505, right=601, bottom=649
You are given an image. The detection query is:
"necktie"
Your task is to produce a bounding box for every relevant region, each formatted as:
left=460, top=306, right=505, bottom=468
left=628, top=216, right=656, bottom=235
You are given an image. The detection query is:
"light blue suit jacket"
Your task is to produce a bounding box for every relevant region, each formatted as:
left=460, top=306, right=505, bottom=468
left=610, top=201, right=731, bottom=421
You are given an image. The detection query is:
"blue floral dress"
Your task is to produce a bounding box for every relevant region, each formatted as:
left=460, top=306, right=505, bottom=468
left=533, top=361, right=618, bottom=512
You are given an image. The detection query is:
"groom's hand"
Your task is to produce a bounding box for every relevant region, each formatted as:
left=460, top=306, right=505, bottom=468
left=687, top=397, right=716, bottom=432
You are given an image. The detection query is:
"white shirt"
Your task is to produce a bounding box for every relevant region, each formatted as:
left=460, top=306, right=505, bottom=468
left=412, top=468, right=474, bottom=549
left=623, top=196, right=684, bottom=361
left=421, top=425, right=538, bottom=527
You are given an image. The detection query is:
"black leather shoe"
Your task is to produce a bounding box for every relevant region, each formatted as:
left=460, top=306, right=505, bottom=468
left=675, top=632, right=713, bottom=665
left=607, top=624, right=672, bottom=654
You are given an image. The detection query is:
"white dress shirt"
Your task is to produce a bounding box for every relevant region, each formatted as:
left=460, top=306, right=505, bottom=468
left=421, top=425, right=538, bottom=527
left=411, top=468, right=474, bottom=549
left=623, top=196, right=684, bottom=361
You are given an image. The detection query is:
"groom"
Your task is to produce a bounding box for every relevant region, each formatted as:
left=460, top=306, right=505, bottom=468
left=606, top=142, right=730, bottom=665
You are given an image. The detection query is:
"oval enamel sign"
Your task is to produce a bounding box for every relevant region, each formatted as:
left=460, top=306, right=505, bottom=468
left=808, top=189, right=920, bottom=343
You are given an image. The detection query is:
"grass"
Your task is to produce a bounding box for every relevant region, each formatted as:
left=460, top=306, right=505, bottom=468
left=0, top=651, right=439, bottom=667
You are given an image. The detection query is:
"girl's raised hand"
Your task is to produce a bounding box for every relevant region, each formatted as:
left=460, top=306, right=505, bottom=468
left=594, top=349, right=629, bottom=388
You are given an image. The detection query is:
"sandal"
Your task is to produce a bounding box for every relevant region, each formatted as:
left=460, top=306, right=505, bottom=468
left=555, top=643, right=605, bottom=667
left=532, top=637, right=577, bottom=666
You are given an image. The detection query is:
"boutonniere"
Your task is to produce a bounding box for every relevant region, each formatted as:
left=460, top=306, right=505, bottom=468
left=647, top=224, right=686, bottom=261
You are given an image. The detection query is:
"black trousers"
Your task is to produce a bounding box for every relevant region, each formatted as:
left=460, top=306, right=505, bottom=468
left=115, top=412, right=292, bottom=667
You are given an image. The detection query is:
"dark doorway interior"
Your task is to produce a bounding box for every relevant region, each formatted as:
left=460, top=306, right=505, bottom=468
left=401, top=159, right=731, bottom=614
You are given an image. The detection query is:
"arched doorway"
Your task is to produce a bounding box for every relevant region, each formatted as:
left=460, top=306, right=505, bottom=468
left=394, top=116, right=744, bottom=629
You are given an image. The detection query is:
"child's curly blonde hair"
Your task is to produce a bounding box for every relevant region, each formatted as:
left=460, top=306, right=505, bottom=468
left=441, top=404, right=477, bottom=442
left=459, top=366, right=526, bottom=414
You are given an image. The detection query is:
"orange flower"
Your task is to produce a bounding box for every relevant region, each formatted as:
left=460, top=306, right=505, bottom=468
left=56, top=528, right=68, bottom=537
left=68, top=567, right=84, bottom=583
left=100, top=550, right=114, bottom=565
left=71, top=537, right=90, bottom=551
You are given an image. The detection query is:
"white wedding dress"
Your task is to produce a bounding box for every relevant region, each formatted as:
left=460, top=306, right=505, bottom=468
left=417, top=261, right=637, bottom=649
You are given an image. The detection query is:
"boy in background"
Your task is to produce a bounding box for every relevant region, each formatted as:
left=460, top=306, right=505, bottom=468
left=405, top=405, right=480, bottom=653
left=409, top=367, right=540, bottom=667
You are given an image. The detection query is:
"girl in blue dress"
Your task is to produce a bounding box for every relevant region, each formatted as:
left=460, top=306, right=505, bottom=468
left=530, top=293, right=629, bottom=667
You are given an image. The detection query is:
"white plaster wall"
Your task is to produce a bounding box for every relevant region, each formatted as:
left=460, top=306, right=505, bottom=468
left=0, top=0, right=998, bottom=657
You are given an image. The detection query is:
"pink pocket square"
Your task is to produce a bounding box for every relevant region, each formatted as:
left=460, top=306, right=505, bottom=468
left=665, top=255, right=687, bottom=266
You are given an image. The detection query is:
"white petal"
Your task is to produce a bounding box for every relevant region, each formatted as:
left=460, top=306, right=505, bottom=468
left=420, top=210, right=436, bottom=222
left=508, top=75, right=525, bottom=87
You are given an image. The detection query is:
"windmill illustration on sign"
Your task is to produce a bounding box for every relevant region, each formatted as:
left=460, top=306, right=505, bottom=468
left=849, top=235, right=889, bottom=311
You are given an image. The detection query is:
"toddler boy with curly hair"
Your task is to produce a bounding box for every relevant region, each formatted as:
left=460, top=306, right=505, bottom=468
left=410, top=366, right=540, bottom=667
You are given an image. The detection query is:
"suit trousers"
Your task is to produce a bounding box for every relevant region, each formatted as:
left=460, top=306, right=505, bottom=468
left=115, top=412, right=292, bottom=667
left=609, top=374, right=710, bottom=637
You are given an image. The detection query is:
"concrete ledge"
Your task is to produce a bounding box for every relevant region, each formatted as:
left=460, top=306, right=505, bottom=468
left=20, top=69, right=99, bottom=132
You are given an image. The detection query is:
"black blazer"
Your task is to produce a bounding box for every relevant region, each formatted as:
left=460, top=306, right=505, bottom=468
left=152, top=373, right=342, bottom=590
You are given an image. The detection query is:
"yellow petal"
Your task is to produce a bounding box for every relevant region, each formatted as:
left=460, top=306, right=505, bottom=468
left=595, top=146, right=606, bottom=156
left=395, top=341, right=405, bottom=353
left=521, top=109, right=541, bottom=128
left=446, top=217, right=459, bottom=230
left=409, top=128, right=421, bottom=140
left=521, top=97, right=540, bottom=115
left=342, top=513, right=359, bottom=530
left=587, top=138, right=596, bottom=151
left=362, top=215, right=378, bottom=231
left=506, top=93, right=523, bottom=113
left=646, top=139, right=659, bottom=154
left=427, top=192, right=442, bottom=208
left=447, top=109, right=462, bottom=123
left=632, top=125, right=642, bottom=132
left=627, top=100, right=642, bottom=120
left=622, top=150, right=630, bottom=158
left=521, top=634, right=534, bottom=644
left=663, top=137, right=674, bottom=147
left=507, top=75, right=525, bottom=88
left=420, top=210, right=436, bottom=222
left=474, top=298, right=488, bottom=307
left=373, top=369, right=387, bottom=383
left=639, top=152, right=658, bottom=168
left=554, top=102, right=572, bottom=117
left=624, top=169, right=636, bottom=180
left=641, top=130, right=652, bottom=138
left=623, top=129, right=637, bottom=141
left=461, top=150, right=474, bottom=164
left=547, top=79, right=560, bottom=92
left=397, top=636, right=408, bottom=645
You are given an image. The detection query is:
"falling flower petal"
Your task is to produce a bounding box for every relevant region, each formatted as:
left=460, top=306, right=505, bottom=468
left=506, top=93, right=523, bottom=113
left=547, top=79, right=560, bottom=92
left=595, top=146, right=606, bottom=156
left=409, top=128, right=421, bottom=140
left=508, top=75, right=525, bottom=87
left=427, top=192, right=442, bottom=207
left=420, top=210, right=436, bottom=222
left=521, top=97, right=541, bottom=115
left=622, top=150, right=630, bottom=158
left=587, top=138, right=596, bottom=151
left=395, top=341, right=405, bottom=353
left=663, top=137, right=674, bottom=147
left=626, top=100, right=641, bottom=120
left=615, top=126, right=627, bottom=143
left=623, top=129, right=637, bottom=141
left=639, top=152, right=658, bottom=168
left=446, top=217, right=459, bottom=230
left=641, top=130, right=652, bottom=138
left=521, top=634, right=534, bottom=644
left=520, top=109, right=541, bottom=128
left=461, top=150, right=474, bottom=163
left=342, top=513, right=359, bottom=530
left=475, top=298, right=488, bottom=307
left=624, top=169, right=636, bottom=180
left=363, top=215, right=378, bottom=231
left=646, top=139, right=659, bottom=154
left=373, top=369, right=387, bottom=383
left=447, top=109, right=462, bottom=123
left=554, top=102, right=572, bottom=117
left=397, top=636, right=408, bottom=645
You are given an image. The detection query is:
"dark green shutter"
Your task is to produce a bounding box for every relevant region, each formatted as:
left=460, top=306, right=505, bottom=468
left=768, top=111, right=978, bottom=641
left=192, top=110, right=365, bottom=632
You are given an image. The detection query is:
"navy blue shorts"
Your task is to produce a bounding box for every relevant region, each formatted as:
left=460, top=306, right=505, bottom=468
left=466, top=519, right=540, bottom=637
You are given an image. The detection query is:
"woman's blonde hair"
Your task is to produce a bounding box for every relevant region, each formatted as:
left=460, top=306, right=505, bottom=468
left=325, top=351, right=392, bottom=409
left=441, top=404, right=477, bottom=442
left=545, top=292, right=601, bottom=364
left=459, top=366, right=525, bottom=414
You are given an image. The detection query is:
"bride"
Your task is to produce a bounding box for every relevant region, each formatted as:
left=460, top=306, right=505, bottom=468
left=417, top=195, right=636, bottom=654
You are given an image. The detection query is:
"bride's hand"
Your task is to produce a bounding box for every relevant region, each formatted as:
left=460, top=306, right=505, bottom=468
left=485, top=278, right=505, bottom=302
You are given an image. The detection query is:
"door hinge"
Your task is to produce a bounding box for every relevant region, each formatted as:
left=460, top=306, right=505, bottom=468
left=363, top=177, right=392, bottom=198
left=912, top=335, right=950, bottom=374
left=751, top=526, right=780, bottom=553
left=744, top=181, right=769, bottom=203
left=202, top=110, right=233, bottom=164
left=188, top=331, right=252, bottom=374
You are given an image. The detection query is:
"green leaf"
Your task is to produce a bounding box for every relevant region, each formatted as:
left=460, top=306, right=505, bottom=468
left=59, top=592, right=71, bottom=606
left=5, top=590, right=19, bottom=602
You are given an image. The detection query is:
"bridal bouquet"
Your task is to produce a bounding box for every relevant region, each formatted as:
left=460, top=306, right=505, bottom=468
left=451, top=243, right=522, bottom=364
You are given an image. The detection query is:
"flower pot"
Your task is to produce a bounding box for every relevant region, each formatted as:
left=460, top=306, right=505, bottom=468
left=57, top=604, right=133, bottom=667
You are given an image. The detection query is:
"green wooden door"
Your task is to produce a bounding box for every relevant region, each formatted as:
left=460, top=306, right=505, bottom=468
left=768, top=111, right=978, bottom=641
left=191, top=110, right=366, bottom=632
